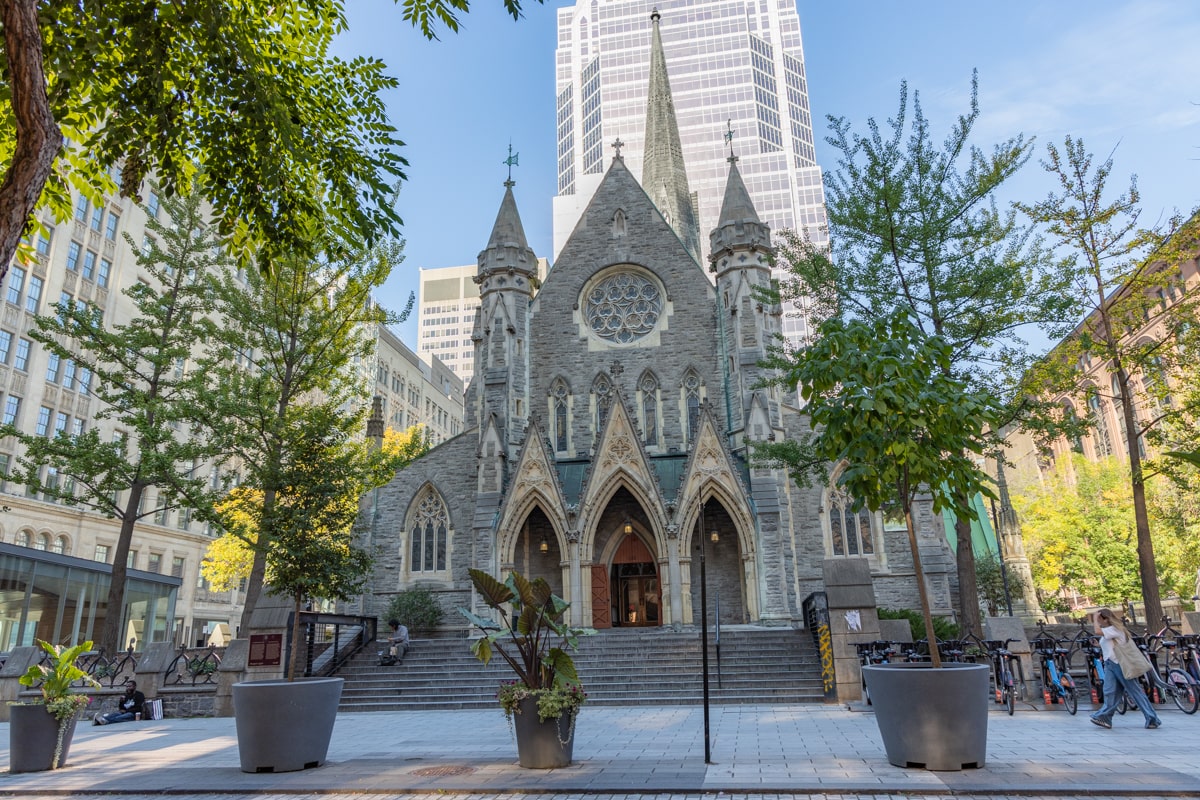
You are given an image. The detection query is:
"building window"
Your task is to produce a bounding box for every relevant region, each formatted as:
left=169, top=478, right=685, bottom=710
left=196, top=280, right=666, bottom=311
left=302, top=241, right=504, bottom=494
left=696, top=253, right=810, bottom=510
left=825, top=485, right=876, bottom=557
left=25, top=275, right=43, bottom=314
left=15, top=530, right=30, bottom=547
left=33, top=532, right=49, bottom=551
left=35, top=406, right=51, bottom=436
left=592, top=373, right=612, bottom=432
left=89, top=206, right=104, bottom=231
left=82, top=250, right=97, bottom=281
left=408, top=487, right=449, bottom=573
left=95, top=544, right=111, bottom=563
left=0, top=329, right=10, bottom=364
left=51, top=535, right=67, bottom=555
left=684, top=371, right=702, bottom=441
left=62, top=359, right=76, bottom=391
left=2, top=396, right=20, bottom=426
left=148, top=553, right=162, bottom=573
left=640, top=372, right=659, bottom=447
left=45, top=353, right=61, bottom=383
left=171, top=556, right=185, bottom=578
left=66, top=241, right=81, bottom=271
left=552, top=380, right=569, bottom=452
left=74, top=195, right=89, bottom=222
left=36, top=229, right=53, bottom=256
left=105, top=213, right=120, bottom=240
left=6, top=266, right=25, bottom=305
left=147, top=191, right=160, bottom=218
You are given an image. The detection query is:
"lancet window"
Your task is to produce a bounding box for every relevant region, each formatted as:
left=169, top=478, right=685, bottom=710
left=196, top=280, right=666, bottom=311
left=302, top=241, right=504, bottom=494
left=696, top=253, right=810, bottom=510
left=409, top=488, right=449, bottom=573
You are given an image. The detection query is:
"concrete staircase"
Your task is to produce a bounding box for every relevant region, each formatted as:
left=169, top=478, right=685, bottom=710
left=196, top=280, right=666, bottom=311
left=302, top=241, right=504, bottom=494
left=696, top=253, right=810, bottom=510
left=336, top=627, right=827, bottom=712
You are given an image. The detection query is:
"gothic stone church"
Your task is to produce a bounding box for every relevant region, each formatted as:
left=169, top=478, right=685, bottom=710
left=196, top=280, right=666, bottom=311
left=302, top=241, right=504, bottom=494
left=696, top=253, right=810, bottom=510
left=358, top=20, right=958, bottom=631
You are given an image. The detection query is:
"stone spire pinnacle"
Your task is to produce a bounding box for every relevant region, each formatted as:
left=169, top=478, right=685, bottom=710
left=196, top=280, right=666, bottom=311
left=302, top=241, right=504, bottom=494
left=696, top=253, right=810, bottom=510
left=641, top=9, right=701, bottom=263
left=478, top=182, right=536, bottom=277
left=709, top=156, right=771, bottom=261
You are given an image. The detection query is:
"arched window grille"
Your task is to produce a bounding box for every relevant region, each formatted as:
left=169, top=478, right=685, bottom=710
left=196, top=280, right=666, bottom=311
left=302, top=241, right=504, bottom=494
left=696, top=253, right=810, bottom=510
left=826, top=487, right=875, bottom=557
left=684, top=372, right=701, bottom=441
left=640, top=372, right=659, bottom=446
left=552, top=380, right=569, bottom=452
left=593, top=374, right=613, bottom=432
left=409, top=489, right=449, bottom=573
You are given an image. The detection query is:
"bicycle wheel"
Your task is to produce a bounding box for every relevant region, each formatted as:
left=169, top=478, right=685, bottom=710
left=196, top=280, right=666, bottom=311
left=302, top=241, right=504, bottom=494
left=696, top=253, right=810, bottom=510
left=1061, top=678, right=1078, bottom=715
left=1167, top=669, right=1199, bottom=715
left=1004, top=683, right=1015, bottom=715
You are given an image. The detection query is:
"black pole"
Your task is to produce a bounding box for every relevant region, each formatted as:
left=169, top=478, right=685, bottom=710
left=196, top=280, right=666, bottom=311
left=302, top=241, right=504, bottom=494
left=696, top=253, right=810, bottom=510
left=989, top=496, right=1014, bottom=616
left=699, top=503, right=712, bottom=764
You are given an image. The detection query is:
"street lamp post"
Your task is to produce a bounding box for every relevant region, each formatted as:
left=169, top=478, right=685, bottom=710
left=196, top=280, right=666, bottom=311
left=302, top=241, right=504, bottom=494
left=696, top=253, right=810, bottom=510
left=698, top=503, right=718, bottom=765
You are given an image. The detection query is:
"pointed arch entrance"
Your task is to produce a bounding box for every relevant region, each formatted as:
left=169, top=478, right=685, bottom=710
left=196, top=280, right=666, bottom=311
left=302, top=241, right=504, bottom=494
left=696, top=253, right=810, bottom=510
left=589, top=489, right=662, bottom=629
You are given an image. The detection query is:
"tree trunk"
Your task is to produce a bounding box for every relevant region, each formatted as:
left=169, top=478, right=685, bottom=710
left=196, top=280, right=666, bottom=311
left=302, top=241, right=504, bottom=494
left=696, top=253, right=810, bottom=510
left=954, top=512, right=982, bottom=637
left=0, top=0, right=63, bottom=281
left=1118, top=369, right=1163, bottom=628
left=288, top=594, right=304, bottom=681
left=238, top=485, right=278, bottom=634
left=904, top=500, right=941, bottom=668
left=98, top=483, right=145, bottom=655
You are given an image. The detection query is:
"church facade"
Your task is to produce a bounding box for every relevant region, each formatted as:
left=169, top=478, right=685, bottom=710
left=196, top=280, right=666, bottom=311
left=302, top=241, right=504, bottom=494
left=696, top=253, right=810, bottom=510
left=356, top=17, right=958, bottom=631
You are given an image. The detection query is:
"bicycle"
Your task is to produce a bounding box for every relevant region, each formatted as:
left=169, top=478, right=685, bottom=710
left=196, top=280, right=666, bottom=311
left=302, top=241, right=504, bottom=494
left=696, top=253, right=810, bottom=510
left=984, top=638, right=1023, bottom=715
left=1140, top=618, right=1199, bottom=715
left=1178, top=634, right=1200, bottom=684
left=1032, top=628, right=1078, bottom=715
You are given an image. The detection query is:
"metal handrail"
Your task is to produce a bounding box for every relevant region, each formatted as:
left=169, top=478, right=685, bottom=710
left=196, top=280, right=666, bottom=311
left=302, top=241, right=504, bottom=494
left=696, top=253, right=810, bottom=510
left=293, top=612, right=378, bottom=677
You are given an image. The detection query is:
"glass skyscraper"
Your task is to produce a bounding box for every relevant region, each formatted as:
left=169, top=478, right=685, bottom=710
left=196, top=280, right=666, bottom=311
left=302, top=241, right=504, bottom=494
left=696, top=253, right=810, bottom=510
left=552, top=0, right=828, bottom=344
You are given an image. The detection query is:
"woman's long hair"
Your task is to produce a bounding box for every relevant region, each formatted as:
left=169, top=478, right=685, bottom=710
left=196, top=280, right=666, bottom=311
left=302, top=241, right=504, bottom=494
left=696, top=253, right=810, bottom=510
left=1096, top=607, right=1129, bottom=638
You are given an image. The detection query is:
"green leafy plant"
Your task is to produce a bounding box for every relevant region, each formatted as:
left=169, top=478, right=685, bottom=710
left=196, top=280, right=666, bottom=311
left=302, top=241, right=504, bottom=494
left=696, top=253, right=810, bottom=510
left=878, top=608, right=960, bottom=643
left=459, top=569, right=594, bottom=722
left=187, top=658, right=218, bottom=676
left=18, top=640, right=100, bottom=769
left=384, top=586, right=444, bottom=634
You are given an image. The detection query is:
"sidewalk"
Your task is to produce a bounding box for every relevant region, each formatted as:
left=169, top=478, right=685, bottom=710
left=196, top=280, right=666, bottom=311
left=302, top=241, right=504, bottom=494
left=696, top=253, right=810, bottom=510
left=2, top=700, right=1198, bottom=796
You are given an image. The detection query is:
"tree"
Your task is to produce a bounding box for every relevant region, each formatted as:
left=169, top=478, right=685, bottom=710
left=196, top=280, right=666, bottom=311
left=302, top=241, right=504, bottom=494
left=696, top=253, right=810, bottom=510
left=196, top=231, right=406, bottom=633
left=0, top=0, right=543, bottom=281
left=757, top=309, right=1001, bottom=667
left=0, top=191, right=227, bottom=655
left=1013, top=453, right=1200, bottom=613
left=201, top=425, right=429, bottom=592
left=1018, top=138, right=1198, bottom=626
left=775, top=73, right=1068, bottom=635
left=211, top=402, right=408, bottom=679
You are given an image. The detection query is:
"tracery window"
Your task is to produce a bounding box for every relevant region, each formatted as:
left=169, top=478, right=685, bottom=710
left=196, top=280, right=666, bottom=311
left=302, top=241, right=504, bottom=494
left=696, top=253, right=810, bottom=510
left=552, top=380, right=569, bottom=452
left=640, top=372, right=659, bottom=447
left=1086, top=389, right=1113, bottom=458
left=826, top=486, right=876, bottom=557
left=584, top=271, right=662, bottom=344
left=684, top=371, right=701, bottom=441
left=593, top=374, right=613, bottom=432
left=409, top=488, right=449, bottom=573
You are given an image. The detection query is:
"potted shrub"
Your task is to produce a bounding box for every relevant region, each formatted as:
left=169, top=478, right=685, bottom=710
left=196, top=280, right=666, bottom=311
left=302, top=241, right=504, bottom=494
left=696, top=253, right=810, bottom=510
left=459, top=568, right=594, bottom=768
left=759, top=309, right=1000, bottom=770
left=11, top=640, right=100, bottom=772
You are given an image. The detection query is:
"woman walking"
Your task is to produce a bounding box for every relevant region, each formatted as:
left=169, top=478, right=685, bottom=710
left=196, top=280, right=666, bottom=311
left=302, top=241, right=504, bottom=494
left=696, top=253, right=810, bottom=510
left=1089, top=608, right=1162, bottom=730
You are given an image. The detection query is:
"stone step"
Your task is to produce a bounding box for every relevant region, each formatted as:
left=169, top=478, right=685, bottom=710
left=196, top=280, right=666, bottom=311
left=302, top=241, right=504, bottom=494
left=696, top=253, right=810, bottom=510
left=335, top=627, right=827, bottom=712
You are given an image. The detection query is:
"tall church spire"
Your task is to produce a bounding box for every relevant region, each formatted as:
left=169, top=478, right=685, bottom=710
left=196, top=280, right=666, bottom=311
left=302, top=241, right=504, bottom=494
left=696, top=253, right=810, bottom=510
left=641, top=9, right=701, bottom=263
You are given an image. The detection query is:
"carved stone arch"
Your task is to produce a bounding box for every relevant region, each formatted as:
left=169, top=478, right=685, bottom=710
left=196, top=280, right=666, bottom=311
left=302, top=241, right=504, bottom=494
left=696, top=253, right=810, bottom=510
left=612, top=208, right=627, bottom=238
left=52, top=532, right=71, bottom=555
left=821, top=460, right=884, bottom=563
left=676, top=479, right=757, bottom=562
left=579, top=472, right=668, bottom=559
left=497, top=491, right=570, bottom=564
left=15, top=527, right=33, bottom=547
left=403, top=483, right=453, bottom=577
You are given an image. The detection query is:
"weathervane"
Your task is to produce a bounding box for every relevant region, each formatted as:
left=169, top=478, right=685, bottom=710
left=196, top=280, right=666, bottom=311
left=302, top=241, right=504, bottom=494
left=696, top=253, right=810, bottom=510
left=724, top=119, right=737, bottom=163
left=504, top=142, right=519, bottom=187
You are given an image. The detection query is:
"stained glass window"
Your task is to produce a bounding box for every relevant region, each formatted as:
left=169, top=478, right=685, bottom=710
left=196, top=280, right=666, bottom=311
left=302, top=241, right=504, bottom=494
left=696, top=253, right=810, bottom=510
left=584, top=271, right=662, bottom=344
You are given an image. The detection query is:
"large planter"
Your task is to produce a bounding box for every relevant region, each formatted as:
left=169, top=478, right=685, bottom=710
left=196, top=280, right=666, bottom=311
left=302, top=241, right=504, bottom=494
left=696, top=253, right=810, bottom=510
left=232, top=677, right=343, bottom=773
left=512, top=695, right=576, bottom=769
left=862, top=662, right=989, bottom=771
left=9, top=705, right=80, bottom=773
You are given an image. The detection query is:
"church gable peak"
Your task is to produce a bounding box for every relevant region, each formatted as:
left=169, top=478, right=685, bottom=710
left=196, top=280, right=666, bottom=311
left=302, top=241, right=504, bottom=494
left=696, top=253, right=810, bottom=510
left=579, top=386, right=660, bottom=513
left=499, top=416, right=569, bottom=527
left=677, top=401, right=751, bottom=516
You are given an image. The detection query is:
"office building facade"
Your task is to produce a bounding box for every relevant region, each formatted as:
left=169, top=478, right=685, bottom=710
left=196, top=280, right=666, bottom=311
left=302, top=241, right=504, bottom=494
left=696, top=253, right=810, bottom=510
left=553, top=0, right=828, bottom=344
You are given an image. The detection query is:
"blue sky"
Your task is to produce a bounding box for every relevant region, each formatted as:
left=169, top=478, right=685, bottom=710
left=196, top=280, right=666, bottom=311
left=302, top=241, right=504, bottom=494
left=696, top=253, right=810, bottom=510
left=334, top=0, right=1200, bottom=347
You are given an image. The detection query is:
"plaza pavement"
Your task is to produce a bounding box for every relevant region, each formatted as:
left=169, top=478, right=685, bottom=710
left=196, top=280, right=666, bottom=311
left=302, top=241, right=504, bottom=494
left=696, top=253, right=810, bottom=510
left=2, top=698, right=1199, bottom=798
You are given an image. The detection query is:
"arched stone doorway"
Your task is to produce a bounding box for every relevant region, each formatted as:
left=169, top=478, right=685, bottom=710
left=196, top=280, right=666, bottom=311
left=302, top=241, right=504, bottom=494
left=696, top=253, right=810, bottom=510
left=507, top=506, right=564, bottom=597
left=589, top=489, right=661, bottom=629
left=687, top=500, right=747, bottom=625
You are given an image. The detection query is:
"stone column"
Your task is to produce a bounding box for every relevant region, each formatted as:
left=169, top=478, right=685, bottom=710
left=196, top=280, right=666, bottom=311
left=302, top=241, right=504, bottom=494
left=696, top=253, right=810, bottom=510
left=666, top=523, right=683, bottom=627
left=823, top=557, right=882, bottom=704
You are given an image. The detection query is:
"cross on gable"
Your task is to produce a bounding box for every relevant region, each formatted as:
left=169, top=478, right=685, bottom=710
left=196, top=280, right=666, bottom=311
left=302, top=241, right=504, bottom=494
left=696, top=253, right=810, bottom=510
left=609, top=360, right=624, bottom=377
left=612, top=137, right=625, bottom=159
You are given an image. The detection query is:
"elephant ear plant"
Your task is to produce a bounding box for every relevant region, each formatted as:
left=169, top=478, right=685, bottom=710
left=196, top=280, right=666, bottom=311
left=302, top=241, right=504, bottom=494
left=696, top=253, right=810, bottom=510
left=459, top=568, right=595, bottom=722
left=19, top=640, right=101, bottom=768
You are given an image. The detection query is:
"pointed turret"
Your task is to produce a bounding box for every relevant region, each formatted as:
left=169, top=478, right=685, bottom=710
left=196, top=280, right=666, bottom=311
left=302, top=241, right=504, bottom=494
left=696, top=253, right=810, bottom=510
left=710, top=157, right=771, bottom=257
left=470, top=180, right=536, bottom=456
left=641, top=9, right=701, bottom=263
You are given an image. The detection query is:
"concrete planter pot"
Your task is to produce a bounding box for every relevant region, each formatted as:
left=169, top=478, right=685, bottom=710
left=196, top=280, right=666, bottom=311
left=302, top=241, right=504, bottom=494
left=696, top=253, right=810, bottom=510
left=862, top=662, right=989, bottom=771
left=232, top=677, right=343, bottom=773
left=512, top=696, right=576, bottom=769
left=9, top=705, right=79, bottom=773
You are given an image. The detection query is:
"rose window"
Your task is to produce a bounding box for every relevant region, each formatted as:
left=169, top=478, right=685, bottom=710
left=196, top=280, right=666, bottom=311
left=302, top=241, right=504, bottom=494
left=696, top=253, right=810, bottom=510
left=584, top=272, right=662, bottom=344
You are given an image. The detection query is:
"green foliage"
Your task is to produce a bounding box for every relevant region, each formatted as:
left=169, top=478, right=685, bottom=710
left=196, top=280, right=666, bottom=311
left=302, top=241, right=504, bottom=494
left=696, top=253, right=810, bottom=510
left=384, top=586, right=444, bottom=634
left=459, top=569, right=594, bottom=696
left=973, top=554, right=1027, bottom=617
left=496, top=681, right=587, bottom=723
left=877, top=608, right=960, bottom=643
left=757, top=308, right=1001, bottom=666
left=18, top=640, right=100, bottom=770
left=772, top=72, right=1064, bottom=637
left=1013, top=454, right=1200, bottom=609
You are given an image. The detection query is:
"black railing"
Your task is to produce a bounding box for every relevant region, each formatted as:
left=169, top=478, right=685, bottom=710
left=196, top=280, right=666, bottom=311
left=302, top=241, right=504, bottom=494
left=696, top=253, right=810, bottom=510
left=164, top=644, right=223, bottom=686
left=802, top=591, right=836, bottom=700
left=290, top=612, right=377, bottom=677
left=80, top=645, right=138, bottom=688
